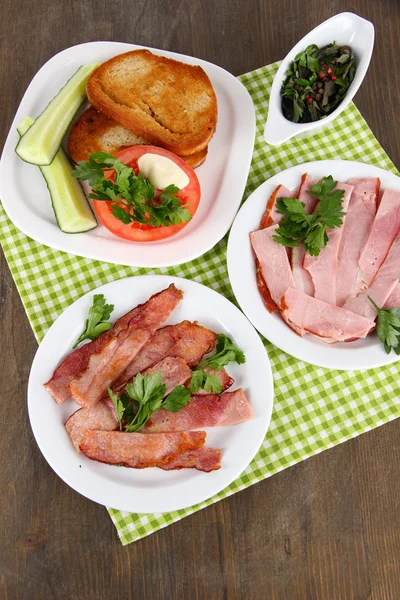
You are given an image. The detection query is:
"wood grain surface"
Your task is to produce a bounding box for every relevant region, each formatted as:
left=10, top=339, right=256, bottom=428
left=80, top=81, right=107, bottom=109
left=1, top=0, right=400, bottom=598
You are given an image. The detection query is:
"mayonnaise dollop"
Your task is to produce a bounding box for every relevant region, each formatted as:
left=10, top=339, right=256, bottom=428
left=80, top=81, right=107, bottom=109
left=138, top=153, right=189, bottom=190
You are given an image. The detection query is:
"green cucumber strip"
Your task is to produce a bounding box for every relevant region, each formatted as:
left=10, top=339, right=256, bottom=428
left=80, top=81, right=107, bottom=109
left=15, top=63, right=99, bottom=166
left=17, top=116, right=97, bottom=234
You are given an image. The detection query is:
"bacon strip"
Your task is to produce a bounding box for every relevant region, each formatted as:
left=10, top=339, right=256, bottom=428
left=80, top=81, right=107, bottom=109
left=250, top=225, right=295, bottom=308
left=161, top=448, right=221, bottom=472
left=281, top=287, right=374, bottom=342
left=143, top=389, right=252, bottom=432
left=79, top=430, right=207, bottom=469
left=303, top=183, right=353, bottom=305
left=336, top=178, right=380, bottom=306
left=259, top=184, right=292, bottom=229
left=69, top=328, right=150, bottom=408
left=44, top=284, right=183, bottom=404
left=65, top=401, right=119, bottom=452
left=112, top=321, right=216, bottom=391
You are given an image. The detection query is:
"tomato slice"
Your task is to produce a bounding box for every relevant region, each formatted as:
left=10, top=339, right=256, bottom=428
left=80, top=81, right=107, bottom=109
left=92, top=145, right=201, bottom=242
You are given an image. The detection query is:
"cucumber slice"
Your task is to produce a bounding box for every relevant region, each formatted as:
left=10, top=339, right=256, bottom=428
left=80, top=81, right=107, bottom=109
left=17, top=116, right=97, bottom=234
left=15, top=63, right=99, bottom=166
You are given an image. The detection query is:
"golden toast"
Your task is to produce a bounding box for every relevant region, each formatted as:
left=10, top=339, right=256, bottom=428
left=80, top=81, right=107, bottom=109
left=67, top=107, right=208, bottom=168
left=86, top=49, right=217, bottom=156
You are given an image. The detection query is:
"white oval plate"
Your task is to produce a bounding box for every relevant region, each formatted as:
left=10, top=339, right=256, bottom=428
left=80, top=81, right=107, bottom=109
left=264, top=12, right=374, bottom=146
left=28, top=275, right=273, bottom=513
left=227, top=160, right=400, bottom=371
left=0, top=42, right=255, bottom=268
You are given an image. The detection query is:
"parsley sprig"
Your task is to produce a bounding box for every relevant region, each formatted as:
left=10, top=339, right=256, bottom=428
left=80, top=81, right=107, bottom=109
left=72, top=152, right=192, bottom=228
left=368, top=296, right=400, bottom=354
left=73, top=294, right=114, bottom=349
left=272, top=175, right=346, bottom=256
left=108, top=371, right=191, bottom=432
left=189, top=334, right=246, bottom=394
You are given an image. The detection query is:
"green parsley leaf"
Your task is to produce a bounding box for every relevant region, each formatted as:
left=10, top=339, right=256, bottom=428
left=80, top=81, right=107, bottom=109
left=189, top=334, right=245, bottom=394
left=73, top=294, right=114, bottom=348
left=162, top=386, right=191, bottom=412
left=273, top=175, right=346, bottom=257
left=368, top=296, right=400, bottom=354
left=110, top=372, right=193, bottom=432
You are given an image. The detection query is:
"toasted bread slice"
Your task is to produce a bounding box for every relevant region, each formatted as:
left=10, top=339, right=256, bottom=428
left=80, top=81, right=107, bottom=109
left=67, top=107, right=208, bottom=168
left=86, top=49, right=217, bottom=156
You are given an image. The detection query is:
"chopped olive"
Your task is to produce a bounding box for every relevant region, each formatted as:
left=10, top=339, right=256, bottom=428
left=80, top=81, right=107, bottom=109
left=281, top=42, right=356, bottom=123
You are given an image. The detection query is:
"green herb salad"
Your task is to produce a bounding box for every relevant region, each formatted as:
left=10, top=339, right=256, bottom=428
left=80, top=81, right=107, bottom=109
left=281, top=43, right=356, bottom=123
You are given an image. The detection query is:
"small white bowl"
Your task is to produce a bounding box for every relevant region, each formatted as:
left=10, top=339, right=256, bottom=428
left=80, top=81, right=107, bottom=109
left=264, top=12, right=374, bottom=146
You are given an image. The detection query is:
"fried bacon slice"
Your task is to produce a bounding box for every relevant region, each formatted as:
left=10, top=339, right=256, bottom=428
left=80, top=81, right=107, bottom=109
left=44, top=284, right=183, bottom=404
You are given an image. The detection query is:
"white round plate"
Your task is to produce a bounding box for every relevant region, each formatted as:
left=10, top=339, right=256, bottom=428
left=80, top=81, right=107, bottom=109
left=227, top=160, right=400, bottom=371
left=28, top=275, right=273, bottom=513
left=0, top=41, right=255, bottom=268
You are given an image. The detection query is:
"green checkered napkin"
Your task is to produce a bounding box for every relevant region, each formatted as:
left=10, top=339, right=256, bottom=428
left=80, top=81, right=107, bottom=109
left=1, top=62, right=399, bottom=546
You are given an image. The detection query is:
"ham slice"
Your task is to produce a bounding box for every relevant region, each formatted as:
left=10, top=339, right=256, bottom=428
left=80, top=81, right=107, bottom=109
left=250, top=225, right=295, bottom=308
left=336, top=178, right=380, bottom=306
left=344, top=231, right=400, bottom=320
left=281, top=287, right=374, bottom=342
left=79, top=430, right=208, bottom=469
left=112, top=321, right=216, bottom=391
left=143, top=388, right=252, bottom=433
left=385, top=283, right=400, bottom=309
left=161, top=448, right=221, bottom=472
left=44, top=285, right=183, bottom=404
left=65, top=401, right=119, bottom=452
left=259, top=185, right=292, bottom=228
left=255, top=259, right=278, bottom=312
left=303, top=183, right=353, bottom=305
left=69, top=328, right=150, bottom=408
left=291, top=174, right=317, bottom=295
left=357, top=188, right=400, bottom=289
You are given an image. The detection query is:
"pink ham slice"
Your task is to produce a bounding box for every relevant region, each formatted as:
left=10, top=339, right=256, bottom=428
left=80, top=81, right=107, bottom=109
left=344, top=231, right=400, bottom=320
left=281, top=287, right=374, bottom=342
left=143, top=388, right=252, bottom=433
left=336, top=178, right=380, bottom=306
left=69, top=328, right=151, bottom=408
left=385, top=283, right=400, bottom=309
left=291, top=174, right=317, bottom=296
left=259, top=185, right=292, bottom=229
left=250, top=225, right=295, bottom=308
left=112, top=321, right=216, bottom=391
left=303, top=183, right=353, bottom=305
left=79, top=430, right=209, bottom=469
left=44, top=284, right=183, bottom=404
left=65, top=401, right=119, bottom=452
left=357, top=188, right=400, bottom=290
left=161, top=448, right=221, bottom=472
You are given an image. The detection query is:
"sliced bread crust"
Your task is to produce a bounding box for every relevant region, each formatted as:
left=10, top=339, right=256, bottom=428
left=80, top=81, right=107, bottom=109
left=86, top=49, right=217, bottom=156
left=67, top=106, right=208, bottom=168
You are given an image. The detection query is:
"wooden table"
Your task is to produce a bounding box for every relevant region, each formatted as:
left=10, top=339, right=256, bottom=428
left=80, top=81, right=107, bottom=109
left=1, top=1, right=400, bottom=598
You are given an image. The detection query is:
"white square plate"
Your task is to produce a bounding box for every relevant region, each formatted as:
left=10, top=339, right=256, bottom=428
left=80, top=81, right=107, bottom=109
left=0, top=42, right=255, bottom=268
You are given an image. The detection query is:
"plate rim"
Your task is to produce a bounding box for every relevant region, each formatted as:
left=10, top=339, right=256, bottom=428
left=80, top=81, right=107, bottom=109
left=227, top=159, right=400, bottom=371
left=27, top=274, right=274, bottom=513
left=0, top=41, right=256, bottom=268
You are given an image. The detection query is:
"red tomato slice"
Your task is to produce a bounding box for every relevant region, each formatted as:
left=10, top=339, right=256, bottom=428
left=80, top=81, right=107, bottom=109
left=92, top=145, right=201, bottom=242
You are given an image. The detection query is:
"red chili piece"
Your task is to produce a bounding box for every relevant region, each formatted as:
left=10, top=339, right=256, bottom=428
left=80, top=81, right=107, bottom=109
left=307, top=97, right=313, bottom=104
left=331, top=74, right=337, bottom=81
left=318, top=72, right=325, bottom=79
left=327, top=67, right=333, bottom=75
